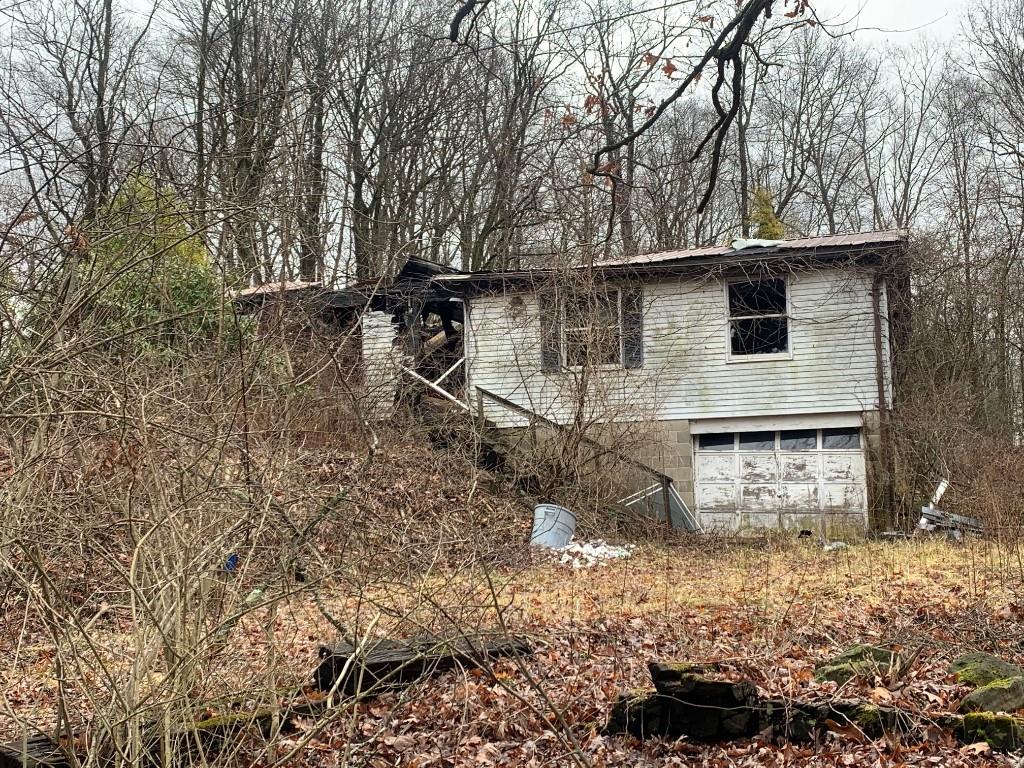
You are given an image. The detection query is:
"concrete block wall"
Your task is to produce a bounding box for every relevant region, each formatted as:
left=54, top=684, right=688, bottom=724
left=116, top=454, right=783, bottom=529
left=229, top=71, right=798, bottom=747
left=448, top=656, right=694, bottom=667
left=633, top=419, right=695, bottom=511
left=860, top=408, right=891, bottom=529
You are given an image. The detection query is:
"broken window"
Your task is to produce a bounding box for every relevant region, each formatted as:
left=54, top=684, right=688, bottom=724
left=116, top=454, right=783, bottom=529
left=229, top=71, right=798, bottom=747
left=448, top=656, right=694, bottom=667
left=728, top=278, right=788, bottom=356
left=822, top=427, right=860, bottom=449
left=563, top=290, right=621, bottom=367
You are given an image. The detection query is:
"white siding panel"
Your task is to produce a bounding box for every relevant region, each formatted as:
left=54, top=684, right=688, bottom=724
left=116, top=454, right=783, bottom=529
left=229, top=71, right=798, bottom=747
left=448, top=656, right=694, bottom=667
left=465, top=269, right=885, bottom=427
left=361, top=311, right=402, bottom=420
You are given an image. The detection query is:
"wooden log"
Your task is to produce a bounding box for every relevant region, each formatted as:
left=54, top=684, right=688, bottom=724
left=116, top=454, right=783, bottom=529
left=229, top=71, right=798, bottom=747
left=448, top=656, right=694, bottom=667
left=761, top=696, right=915, bottom=742
left=608, top=662, right=925, bottom=745
left=313, top=634, right=533, bottom=696
left=607, top=663, right=760, bottom=741
left=608, top=689, right=921, bottom=744
left=646, top=662, right=760, bottom=740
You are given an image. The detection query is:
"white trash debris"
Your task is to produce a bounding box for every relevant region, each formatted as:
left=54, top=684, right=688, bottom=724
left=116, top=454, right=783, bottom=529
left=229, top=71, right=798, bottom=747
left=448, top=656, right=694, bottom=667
left=553, top=539, right=635, bottom=569
left=822, top=540, right=850, bottom=552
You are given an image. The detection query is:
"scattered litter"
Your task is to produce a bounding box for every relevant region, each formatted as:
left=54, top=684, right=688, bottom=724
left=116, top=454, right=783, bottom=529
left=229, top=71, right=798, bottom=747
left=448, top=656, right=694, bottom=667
left=821, top=538, right=849, bottom=552
left=917, top=477, right=981, bottom=539
left=552, top=539, right=635, bottom=569
left=918, top=507, right=982, bottom=539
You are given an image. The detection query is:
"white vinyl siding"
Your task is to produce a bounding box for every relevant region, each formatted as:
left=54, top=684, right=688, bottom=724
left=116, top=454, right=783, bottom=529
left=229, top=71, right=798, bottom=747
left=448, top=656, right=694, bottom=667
left=360, top=310, right=402, bottom=419
left=464, top=268, right=888, bottom=428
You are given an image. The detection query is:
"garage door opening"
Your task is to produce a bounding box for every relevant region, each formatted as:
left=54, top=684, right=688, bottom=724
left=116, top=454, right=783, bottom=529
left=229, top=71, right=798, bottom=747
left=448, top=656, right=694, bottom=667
left=694, top=426, right=866, bottom=531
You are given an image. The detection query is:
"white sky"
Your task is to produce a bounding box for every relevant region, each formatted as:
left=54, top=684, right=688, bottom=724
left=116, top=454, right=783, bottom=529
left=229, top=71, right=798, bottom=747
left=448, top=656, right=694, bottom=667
left=812, top=0, right=966, bottom=43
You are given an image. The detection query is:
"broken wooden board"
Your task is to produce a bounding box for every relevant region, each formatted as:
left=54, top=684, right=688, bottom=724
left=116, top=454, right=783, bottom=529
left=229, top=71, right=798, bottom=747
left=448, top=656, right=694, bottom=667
left=0, top=735, right=74, bottom=768
left=0, top=694, right=337, bottom=768
left=314, top=634, right=533, bottom=695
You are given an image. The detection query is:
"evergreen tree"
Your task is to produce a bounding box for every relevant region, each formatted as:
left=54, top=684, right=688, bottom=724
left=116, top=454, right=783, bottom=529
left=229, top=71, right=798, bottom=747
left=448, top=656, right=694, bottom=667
left=750, top=187, right=786, bottom=239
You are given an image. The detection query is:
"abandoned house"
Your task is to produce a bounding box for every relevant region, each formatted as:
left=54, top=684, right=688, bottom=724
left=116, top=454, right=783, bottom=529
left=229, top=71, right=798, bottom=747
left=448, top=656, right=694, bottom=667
left=240, top=230, right=908, bottom=533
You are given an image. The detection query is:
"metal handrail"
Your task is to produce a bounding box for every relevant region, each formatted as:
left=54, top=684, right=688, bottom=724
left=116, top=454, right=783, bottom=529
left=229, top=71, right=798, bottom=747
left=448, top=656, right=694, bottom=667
left=473, top=385, right=674, bottom=484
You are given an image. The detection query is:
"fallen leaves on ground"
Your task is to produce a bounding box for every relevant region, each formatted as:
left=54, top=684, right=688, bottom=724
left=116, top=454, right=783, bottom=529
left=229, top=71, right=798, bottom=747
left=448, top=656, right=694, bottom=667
left=5, top=538, right=1024, bottom=766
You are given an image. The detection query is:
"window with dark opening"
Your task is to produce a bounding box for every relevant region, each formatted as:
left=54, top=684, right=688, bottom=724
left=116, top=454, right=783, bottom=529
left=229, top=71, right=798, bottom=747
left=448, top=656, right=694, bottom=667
left=698, top=433, right=735, bottom=451
left=738, top=431, right=775, bottom=451
left=564, top=291, right=621, bottom=367
left=728, top=278, right=788, bottom=356
left=780, top=429, right=817, bottom=450
left=822, top=427, right=860, bottom=449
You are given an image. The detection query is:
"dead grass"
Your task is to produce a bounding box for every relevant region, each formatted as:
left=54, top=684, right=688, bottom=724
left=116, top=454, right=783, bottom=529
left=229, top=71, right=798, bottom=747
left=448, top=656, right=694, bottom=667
left=6, top=536, right=1024, bottom=766
left=513, top=537, right=1021, bottom=621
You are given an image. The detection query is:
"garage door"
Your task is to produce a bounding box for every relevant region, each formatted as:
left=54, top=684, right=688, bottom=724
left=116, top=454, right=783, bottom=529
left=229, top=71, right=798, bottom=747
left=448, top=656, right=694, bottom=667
left=694, top=427, right=866, bottom=531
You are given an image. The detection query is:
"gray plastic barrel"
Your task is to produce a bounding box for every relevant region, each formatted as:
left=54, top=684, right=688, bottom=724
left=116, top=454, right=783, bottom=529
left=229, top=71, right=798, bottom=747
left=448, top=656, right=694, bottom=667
left=530, top=503, right=576, bottom=548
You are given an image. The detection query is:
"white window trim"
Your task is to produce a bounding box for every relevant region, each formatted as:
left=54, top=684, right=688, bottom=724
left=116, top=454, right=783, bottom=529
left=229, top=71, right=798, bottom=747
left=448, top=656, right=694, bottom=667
left=562, top=288, right=623, bottom=369
left=691, top=412, right=863, bottom=434
left=723, top=276, right=794, bottom=363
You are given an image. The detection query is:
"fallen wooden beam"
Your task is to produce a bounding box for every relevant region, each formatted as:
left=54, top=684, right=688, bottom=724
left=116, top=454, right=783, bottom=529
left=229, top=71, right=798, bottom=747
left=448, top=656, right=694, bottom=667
left=0, top=735, right=74, bottom=768
left=1, top=634, right=531, bottom=768
left=314, top=633, right=533, bottom=696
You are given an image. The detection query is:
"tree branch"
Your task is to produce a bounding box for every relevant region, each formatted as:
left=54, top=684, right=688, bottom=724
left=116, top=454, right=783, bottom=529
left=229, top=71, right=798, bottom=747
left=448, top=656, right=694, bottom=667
left=588, top=0, right=790, bottom=213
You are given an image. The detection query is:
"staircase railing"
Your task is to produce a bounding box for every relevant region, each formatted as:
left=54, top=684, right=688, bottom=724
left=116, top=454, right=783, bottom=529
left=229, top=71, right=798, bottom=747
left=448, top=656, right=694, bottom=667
left=473, top=386, right=700, bottom=531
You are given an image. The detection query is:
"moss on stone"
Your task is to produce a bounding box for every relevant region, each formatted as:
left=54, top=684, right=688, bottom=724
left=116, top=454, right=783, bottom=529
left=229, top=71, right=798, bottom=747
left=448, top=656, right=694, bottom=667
left=851, top=703, right=883, bottom=733
left=814, top=664, right=858, bottom=685
left=828, top=644, right=897, bottom=668
left=949, top=652, right=1024, bottom=687
left=959, top=676, right=1024, bottom=714
left=813, top=645, right=897, bottom=685
left=958, top=711, right=1024, bottom=750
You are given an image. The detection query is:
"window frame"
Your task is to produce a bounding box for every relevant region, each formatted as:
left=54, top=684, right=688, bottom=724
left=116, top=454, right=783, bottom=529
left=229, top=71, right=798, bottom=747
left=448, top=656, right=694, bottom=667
left=695, top=428, right=863, bottom=454
left=821, top=426, right=862, bottom=450
left=724, top=277, right=793, bottom=362
left=561, top=288, right=624, bottom=369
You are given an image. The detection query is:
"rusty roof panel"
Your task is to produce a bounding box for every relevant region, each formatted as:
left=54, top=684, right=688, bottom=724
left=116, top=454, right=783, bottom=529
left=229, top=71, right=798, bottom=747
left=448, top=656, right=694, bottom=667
left=595, top=229, right=908, bottom=267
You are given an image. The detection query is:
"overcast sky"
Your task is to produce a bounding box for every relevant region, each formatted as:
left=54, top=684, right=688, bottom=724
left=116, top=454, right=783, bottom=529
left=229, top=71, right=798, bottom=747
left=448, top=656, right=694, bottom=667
left=813, top=0, right=965, bottom=42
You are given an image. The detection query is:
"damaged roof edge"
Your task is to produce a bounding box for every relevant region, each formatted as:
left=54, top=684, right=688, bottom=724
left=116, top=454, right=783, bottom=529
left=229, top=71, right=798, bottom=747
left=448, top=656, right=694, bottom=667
left=432, top=230, right=909, bottom=291
left=233, top=254, right=464, bottom=311
left=596, top=229, right=908, bottom=267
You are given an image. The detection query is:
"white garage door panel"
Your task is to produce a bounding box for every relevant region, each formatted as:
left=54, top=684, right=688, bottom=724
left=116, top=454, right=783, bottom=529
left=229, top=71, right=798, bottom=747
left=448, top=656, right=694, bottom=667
left=781, top=455, right=818, bottom=482
left=740, top=455, right=777, bottom=483
left=702, top=512, right=741, bottom=531
left=823, top=454, right=863, bottom=482
left=694, top=425, right=868, bottom=530
left=822, top=482, right=865, bottom=510
left=740, top=484, right=779, bottom=512
left=699, top=483, right=738, bottom=510
left=780, top=484, right=818, bottom=509
left=697, top=454, right=735, bottom=481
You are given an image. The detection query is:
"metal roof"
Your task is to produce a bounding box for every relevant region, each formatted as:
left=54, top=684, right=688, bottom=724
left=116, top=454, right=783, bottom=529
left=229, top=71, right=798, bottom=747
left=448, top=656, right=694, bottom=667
left=594, top=230, right=908, bottom=267
left=431, top=230, right=908, bottom=288
left=232, top=280, right=322, bottom=299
